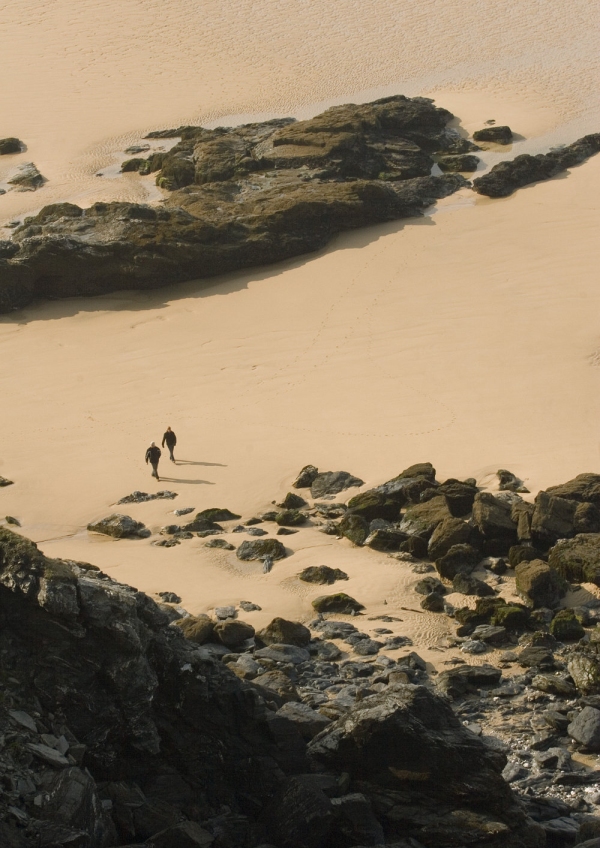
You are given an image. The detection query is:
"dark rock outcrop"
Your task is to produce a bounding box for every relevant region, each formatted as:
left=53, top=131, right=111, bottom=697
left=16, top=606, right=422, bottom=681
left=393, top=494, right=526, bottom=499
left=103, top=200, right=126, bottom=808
left=7, top=162, right=44, bottom=191
left=515, top=559, right=568, bottom=609
left=473, top=133, right=600, bottom=197
left=236, top=538, right=286, bottom=561
left=548, top=533, right=600, bottom=585
left=473, top=126, right=514, bottom=145
left=0, top=137, right=22, bottom=154
left=0, top=97, right=470, bottom=313
left=87, top=514, right=150, bottom=539
left=298, top=566, right=349, bottom=585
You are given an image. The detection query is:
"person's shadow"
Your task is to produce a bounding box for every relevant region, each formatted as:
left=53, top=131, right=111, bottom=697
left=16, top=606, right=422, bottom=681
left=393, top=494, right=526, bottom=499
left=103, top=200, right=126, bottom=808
left=175, top=459, right=227, bottom=467
left=158, top=476, right=215, bottom=485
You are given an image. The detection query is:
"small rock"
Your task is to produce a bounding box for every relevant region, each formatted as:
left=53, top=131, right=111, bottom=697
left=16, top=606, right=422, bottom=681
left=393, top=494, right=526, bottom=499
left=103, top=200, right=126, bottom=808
left=5, top=516, right=20, bottom=526
left=0, top=137, right=22, bottom=154
left=236, top=538, right=286, bottom=561
left=87, top=513, right=149, bottom=538
left=174, top=507, right=195, bottom=516
left=277, top=527, right=298, bottom=535
left=568, top=706, right=600, bottom=751
left=26, top=743, right=69, bottom=768
left=254, top=644, right=310, bottom=665
left=257, top=618, right=311, bottom=647
left=8, top=162, right=44, bottom=190
left=299, top=565, right=349, bottom=584
left=0, top=476, right=14, bottom=487
left=312, top=593, right=365, bottom=615
left=9, top=710, right=37, bottom=732
left=473, top=126, right=513, bottom=145
left=310, top=470, right=364, bottom=498
left=157, top=591, right=182, bottom=604
left=461, top=640, right=487, bottom=654
left=205, top=538, right=235, bottom=550
left=292, top=464, right=319, bottom=489
left=239, top=600, right=262, bottom=612
left=215, top=606, right=236, bottom=620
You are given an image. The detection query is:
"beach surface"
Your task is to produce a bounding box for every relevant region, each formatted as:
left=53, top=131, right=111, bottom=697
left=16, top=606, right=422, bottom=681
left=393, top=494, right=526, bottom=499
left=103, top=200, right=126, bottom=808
left=1, top=0, right=599, bottom=657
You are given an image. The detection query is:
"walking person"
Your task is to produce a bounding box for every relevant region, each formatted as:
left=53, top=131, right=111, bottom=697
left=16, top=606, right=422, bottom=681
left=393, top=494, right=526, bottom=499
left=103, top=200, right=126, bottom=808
left=145, top=441, right=162, bottom=480
left=162, top=426, right=177, bottom=463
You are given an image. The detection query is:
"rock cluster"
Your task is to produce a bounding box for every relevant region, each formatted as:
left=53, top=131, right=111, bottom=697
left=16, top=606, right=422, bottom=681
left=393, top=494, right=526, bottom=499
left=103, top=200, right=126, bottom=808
left=473, top=133, right=600, bottom=197
left=0, top=96, right=471, bottom=312
left=0, top=526, right=559, bottom=848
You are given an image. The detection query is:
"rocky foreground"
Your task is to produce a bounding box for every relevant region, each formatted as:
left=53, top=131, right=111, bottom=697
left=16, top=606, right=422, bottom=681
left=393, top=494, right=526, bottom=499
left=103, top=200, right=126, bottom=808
left=1, top=96, right=598, bottom=314
left=4, top=466, right=600, bottom=846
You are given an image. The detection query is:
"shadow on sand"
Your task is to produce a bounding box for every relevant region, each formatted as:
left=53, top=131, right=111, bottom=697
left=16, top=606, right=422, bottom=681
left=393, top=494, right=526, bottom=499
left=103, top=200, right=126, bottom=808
left=175, top=459, right=227, bottom=467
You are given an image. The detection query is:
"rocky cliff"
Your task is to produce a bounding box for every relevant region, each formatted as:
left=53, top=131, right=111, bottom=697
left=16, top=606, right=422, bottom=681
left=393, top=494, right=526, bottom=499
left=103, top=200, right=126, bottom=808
left=0, top=527, right=543, bottom=847
left=0, top=96, right=469, bottom=312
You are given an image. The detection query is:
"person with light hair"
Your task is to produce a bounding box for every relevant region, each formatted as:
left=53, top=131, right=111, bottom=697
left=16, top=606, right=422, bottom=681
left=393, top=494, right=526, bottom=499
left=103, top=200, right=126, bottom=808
left=145, top=441, right=162, bottom=480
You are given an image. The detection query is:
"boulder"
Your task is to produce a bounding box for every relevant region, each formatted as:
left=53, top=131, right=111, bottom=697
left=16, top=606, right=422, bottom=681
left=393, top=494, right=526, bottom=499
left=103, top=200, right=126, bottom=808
left=420, top=592, right=445, bottom=612
left=363, top=527, right=408, bottom=551
left=452, top=573, right=495, bottom=597
left=546, top=472, right=600, bottom=505
left=275, top=509, right=307, bottom=526
left=414, top=576, right=446, bottom=596
left=428, top=516, right=473, bottom=560
left=277, top=702, right=332, bottom=739
left=531, top=491, right=577, bottom=544
left=312, top=593, right=365, bottom=614
left=174, top=614, right=215, bottom=644
left=473, top=125, right=513, bottom=144
left=435, top=543, right=479, bottom=580
left=436, top=664, right=502, bottom=699
left=372, top=468, right=437, bottom=506
left=292, top=465, right=319, bottom=489
left=568, top=706, right=600, bottom=751
left=311, top=471, right=364, bottom=498
left=575, top=501, right=600, bottom=534
left=497, top=468, right=527, bottom=492
left=473, top=133, right=600, bottom=197
left=346, top=490, right=399, bottom=522
left=435, top=478, right=478, bottom=516
left=213, top=619, right=255, bottom=648
left=508, top=544, right=545, bottom=567
left=252, top=670, right=301, bottom=704
left=256, top=617, right=311, bottom=647
left=298, top=566, right=348, bottom=585
left=87, top=514, right=150, bottom=539
left=195, top=507, right=241, bottom=522
left=337, top=512, right=369, bottom=545
left=472, top=493, right=518, bottom=554
left=437, top=154, right=480, bottom=172
left=149, top=821, right=214, bottom=847
left=263, top=777, right=333, bottom=848
left=308, top=685, right=533, bottom=843
left=0, top=137, right=22, bottom=154
left=515, top=559, right=568, bottom=609
left=399, top=496, right=451, bottom=539
left=549, top=609, right=585, bottom=641
left=548, top=533, right=600, bottom=584
left=278, top=492, right=308, bottom=509
left=517, top=646, right=555, bottom=668
left=8, top=162, right=44, bottom=190
left=236, top=538, right=286, bottom=561
left=567, top=654, right=600, bottom=694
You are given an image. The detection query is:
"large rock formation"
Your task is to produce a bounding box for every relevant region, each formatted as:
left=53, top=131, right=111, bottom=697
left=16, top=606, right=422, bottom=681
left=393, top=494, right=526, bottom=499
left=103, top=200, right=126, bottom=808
left=0, top=96, right=470, bottom=312
left=473, top=133, right=600, bottom=197
left=0, top=526, right=542, bottom=847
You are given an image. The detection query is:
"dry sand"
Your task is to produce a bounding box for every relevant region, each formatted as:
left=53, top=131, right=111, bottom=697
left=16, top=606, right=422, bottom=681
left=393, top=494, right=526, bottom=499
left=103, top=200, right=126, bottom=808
left=1, top=0, right=599, bottom=660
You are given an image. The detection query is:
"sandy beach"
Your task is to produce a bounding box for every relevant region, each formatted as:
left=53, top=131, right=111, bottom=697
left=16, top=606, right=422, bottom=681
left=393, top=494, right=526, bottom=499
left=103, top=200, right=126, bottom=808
left=1, top=0, right=600, bottom=658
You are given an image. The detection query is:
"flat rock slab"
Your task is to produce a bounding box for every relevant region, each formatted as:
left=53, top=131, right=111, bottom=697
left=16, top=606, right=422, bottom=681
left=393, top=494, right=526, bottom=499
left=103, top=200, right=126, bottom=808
left=254, top=644, right=310, bottom=665
left=310, top=471, right=364, bottom=498
left=26, top=743, right=69, bottom=768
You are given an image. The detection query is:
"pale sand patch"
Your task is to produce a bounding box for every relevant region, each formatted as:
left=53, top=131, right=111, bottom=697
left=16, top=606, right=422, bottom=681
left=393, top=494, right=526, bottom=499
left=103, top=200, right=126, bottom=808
left=1, top=150, right=599, bottom=658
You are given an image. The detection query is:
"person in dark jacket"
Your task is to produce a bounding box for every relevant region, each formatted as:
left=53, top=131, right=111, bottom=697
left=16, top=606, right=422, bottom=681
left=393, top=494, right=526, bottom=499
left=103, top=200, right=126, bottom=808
left=145, top=442, right=161, bottom=480
left=162, top=427, right=177, bottom=462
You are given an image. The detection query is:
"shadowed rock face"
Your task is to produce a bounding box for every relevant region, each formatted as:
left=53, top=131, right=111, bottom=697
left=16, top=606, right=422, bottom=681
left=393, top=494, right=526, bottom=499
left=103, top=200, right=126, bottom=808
left=473, top=133, right=600, bottom=197
left=0, top=96, right=469, bottom=313
left=0, top=527, right=542, bottom=847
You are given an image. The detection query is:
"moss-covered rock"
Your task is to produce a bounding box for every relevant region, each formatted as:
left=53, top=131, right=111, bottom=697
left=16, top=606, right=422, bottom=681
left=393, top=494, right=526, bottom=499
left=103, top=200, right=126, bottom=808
left=548, top=534, right=600, bottom=585
left=298, top=566, right=348, bottom=585
left=292, top=465, right=319, bottom=489
left=568, top=653, right=600, bottom=694
left=363, top=528, right=408, bottom=552
left=196, top=507, right=241, bottom=522
left=214, top=619, right=255, bottom=648
left=311, top=593, right=365, bottom=614
left=346, top=490, right=399, bottom=522
left=174, top=614, right=215, bottom=644
left=275, top=509, right=307, bottom=527
left=256, top=617, right=311, bottom=647
left=491, top=604, right=529, bottom=629
left=400, top=496, right=451, bottom=539
left=278, top=492, right=307, bottom=510
left=549, top=609, right=585, bottom=641
left=437, top=154, right=480, bottom=172
left=337, top=513, right=369, bottom=546
left=0, top=137, right=22, bottom=154
left=428, top=517, right=472, bottom=561
left=515, top=559, right=568, bottom=609
left=435, top=543, right=479, bottom=580
left=236, top=538, right=286, bottom=561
